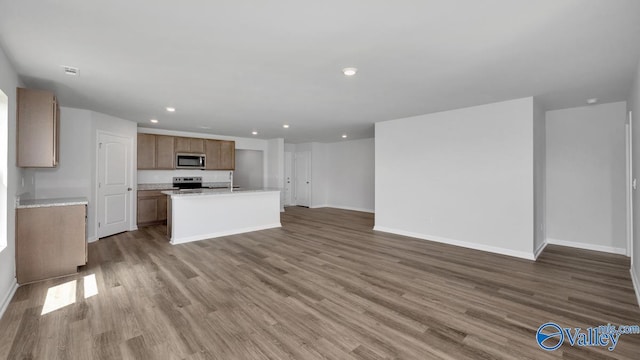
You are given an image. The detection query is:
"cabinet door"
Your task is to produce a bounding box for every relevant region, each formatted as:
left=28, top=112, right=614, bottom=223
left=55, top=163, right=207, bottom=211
left=174, top=137, right=191, bottom=153
left=190, top=138, right=205, bottom=153
left=16, top=205, right=86, bottom=284
left=156, top=135, right=175, bottom=169
left=137, top=134, right=156, bottom=169
left=220, top=141, right=236, bottom=170
left=204, top=139, right=221, bottom=170
left=137, top=197, right=158, bottom=224
left=17, top=88, right=58, bottom=167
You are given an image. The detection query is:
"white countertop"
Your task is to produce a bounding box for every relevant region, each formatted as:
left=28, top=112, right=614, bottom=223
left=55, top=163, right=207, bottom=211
left=138, top=182, right=233, bottom=191
left=17, top=197, right=89, bottom=209
left=162, top=188, right=280, bottom=198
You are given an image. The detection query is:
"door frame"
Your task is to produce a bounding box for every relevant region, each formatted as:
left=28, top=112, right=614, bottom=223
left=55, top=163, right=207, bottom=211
left=95, top=130, right=136, bottom=239
left=627, top=110, right=634, bottom=260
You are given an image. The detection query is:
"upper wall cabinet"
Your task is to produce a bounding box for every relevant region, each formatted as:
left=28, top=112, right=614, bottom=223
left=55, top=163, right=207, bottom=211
left=137, top=133, right=156, bottom=169
left=174, top=137, right=204, bottom=154
left=219, top=141, right=235, bottom=170
left=205, top=139, right=235, bottom=170
left=155, top=135, right=175, bottom=169
left=17, top=88, right=60, bottom=167
left=137, top=134, right=176, bottom=170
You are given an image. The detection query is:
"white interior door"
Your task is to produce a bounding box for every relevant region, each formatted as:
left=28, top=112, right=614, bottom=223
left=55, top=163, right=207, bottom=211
left=284, top=152, right=293, bottom=206
left=294, top=151, right=311, bottom=207
left=98, top=132, right=132, bottom=238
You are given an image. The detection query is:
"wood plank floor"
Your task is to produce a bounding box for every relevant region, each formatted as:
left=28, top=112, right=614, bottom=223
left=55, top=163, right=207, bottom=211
left=1, top=206, right=639, bottom=359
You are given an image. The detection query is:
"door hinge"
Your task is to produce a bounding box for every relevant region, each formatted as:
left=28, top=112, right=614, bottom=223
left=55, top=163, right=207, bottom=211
left=99, top=142, right=102, bottom=149
left=98, top=222, right=101, bottom=228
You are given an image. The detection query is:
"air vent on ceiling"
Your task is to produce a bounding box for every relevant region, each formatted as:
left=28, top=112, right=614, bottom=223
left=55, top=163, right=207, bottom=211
left=62, top=66, right=79, bottom=76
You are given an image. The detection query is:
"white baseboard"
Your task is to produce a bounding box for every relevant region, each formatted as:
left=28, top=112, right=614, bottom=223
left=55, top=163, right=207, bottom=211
left=87, top=236, right=99, bottom=243
left=309, top=204, right=329, bottom=209
left=546, top=238, right=627, bottom=255
left=534, top=240, right=548, bottom=260
left=0, top=280, right=18, bottom=320
left=631, top=267, right=640, bottom=309
left=373, top=226, right=536, bottom=260
left=309, top=204, right=374, bottom=213
left=170, top=223, right=282, bottom=245
left=326, top=205, right=374, bottom=213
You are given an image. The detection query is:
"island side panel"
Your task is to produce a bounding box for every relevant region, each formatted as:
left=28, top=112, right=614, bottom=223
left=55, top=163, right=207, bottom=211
left=169, top=191, right=281, bottom=244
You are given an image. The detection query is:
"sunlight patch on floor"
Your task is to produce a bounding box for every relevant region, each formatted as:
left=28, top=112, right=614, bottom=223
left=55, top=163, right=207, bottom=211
left=83, top=274, right=98, bottom=299
left=41, top=280, right=76, bottom=315
left=40, top=274, right=100, bottom=315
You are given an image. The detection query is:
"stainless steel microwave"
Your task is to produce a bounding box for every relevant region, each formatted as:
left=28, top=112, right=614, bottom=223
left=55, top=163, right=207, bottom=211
left=176, top=153, right=206, bottom=169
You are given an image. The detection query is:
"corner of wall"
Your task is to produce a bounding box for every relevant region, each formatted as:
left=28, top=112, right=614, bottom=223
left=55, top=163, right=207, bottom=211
left=0, top=280, right=18, bottom=319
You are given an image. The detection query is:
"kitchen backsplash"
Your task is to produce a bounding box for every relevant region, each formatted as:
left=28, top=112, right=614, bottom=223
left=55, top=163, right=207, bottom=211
left=137, top=170, right=233, bottom=184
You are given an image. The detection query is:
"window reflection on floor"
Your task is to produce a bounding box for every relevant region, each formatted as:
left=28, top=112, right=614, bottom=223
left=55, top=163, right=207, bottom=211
left=40, top=274, right=99, bottom=315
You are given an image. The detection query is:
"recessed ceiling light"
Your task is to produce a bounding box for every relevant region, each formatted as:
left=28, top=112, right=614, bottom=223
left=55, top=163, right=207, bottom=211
left=283, top=124, right=289, bottom=128
left=252, top=131, right=258, bottom=135
left=587, top=98, right=598, bottom=105
left=342, top=134, right=348, bottom=138
left=342, top=67, right=358, bottom=76
left=150, top=119, right=159, bottom=123
left=166, top=107, right=176, bottom=112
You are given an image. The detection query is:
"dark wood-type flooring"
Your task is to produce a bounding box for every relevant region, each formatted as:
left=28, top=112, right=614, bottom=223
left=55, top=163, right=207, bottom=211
left=1, top=207, right=639, bottom=359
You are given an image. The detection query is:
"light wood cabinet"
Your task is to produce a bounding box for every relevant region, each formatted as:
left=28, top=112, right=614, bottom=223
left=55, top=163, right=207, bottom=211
left=204, top=139, right=221, bottom=170
left=155, top=135, right=175, bottom=169
left=175, top=137, right=205, bottom=153
left=16, top=204, right=87, bottom=284
left=137, top=134, right=176, bottom=169
left=137, top=133, right=156, bottom=169
left=17, top=87, right=60, bottom=167
left=137, top=190, right=168, bottom=226
left=205, top=139, right=235, bottom=170
left=220, top=141, right=235, bottom=170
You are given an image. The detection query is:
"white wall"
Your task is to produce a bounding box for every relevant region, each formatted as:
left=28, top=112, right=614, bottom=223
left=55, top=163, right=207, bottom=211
left=325, top=138, right=375, bottom=212
left=628, top=57, right=640, bottom=306
left=533, top=98, right=546, bottom=256
left=0, top=46, right=32, bottom=316
left=27, top=107, right=138, bottom=242
left=235, top=150, right=264, bottom=188
left=375, top=97, right=535, bottom=259
left=546, top=102, right=627, bottom=254
left=287, top=139, right=375, bottom=212
left=311, top=142, right=329, bottom=207
left=31, top=107, right=92, bottom=200
left=266, top=138, right=285, bottom=211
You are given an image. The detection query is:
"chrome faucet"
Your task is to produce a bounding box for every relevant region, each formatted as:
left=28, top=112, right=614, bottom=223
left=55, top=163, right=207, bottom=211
left=229, top=171, right=234, bottom=192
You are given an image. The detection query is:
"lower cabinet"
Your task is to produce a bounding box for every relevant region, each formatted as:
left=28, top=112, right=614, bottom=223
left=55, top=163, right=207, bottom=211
left=16, top=204, right=87, bottom=284
left=137, top=190, right=168, bottom=226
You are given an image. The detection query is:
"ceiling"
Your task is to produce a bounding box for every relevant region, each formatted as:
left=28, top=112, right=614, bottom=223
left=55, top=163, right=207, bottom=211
left=1, top=0, right=639, bottom=143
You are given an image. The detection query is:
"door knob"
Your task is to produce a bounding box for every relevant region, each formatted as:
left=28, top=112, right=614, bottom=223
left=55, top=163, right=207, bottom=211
left=128, top=187, right=133, bottom=191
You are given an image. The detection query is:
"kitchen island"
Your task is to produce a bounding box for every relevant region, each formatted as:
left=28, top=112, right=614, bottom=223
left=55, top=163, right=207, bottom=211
left=161, top=188, right=281, bottom=245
